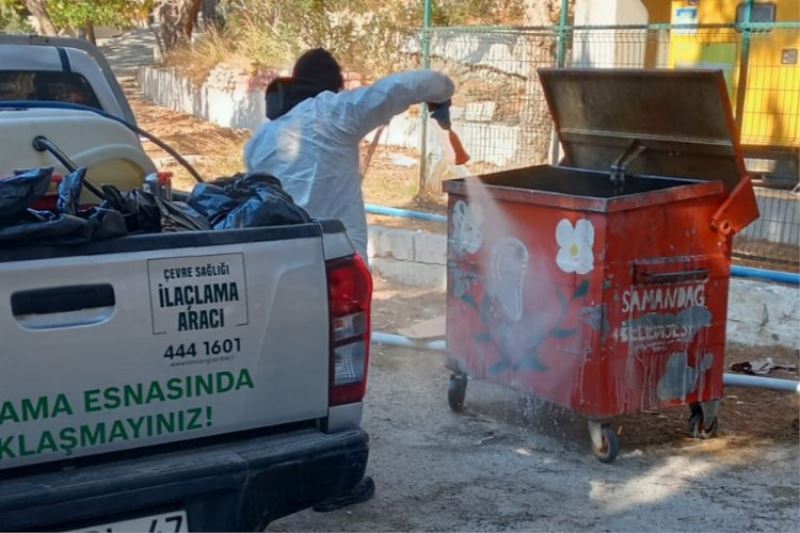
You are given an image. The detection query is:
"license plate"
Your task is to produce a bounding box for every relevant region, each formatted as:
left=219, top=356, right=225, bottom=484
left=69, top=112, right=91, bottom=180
left=67, top=510, right=188, bottom=533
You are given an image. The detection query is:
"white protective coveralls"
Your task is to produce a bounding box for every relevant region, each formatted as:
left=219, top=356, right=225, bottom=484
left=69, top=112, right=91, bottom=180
left=244, top=70, right=455, bottom=261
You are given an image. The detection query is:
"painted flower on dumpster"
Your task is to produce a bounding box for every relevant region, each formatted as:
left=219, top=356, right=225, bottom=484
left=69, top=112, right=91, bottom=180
left=451, top=200, right=483, bottom=254
left=555, top=218, right=594, bottom=275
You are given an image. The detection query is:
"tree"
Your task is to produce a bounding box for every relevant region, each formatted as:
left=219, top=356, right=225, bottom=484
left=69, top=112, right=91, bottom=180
left=47, top=0, right=151, bottom=44
left=2, top=1, right=152, bottom=42
left=0, top=0, right=31, bottom=32
left=24, top=0, right=58, bottom=35
left=153, top=0, right=202, bottom=53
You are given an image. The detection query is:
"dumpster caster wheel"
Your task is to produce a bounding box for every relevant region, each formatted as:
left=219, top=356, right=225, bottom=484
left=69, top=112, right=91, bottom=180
left=589, top=422, right=619, bottom=463
left=448, top=373, right=468, bottom=412
left=688, top=411, right=718, bottom=439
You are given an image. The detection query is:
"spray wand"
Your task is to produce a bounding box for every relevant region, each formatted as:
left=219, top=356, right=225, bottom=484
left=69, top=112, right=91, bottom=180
left=429, top=100, right=470, bottom=166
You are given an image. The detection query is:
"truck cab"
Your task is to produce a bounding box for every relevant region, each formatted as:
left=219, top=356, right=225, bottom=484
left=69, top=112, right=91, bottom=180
left=0, top=35, right=371, bottom=532
left=0, top=35, right=152, bottom=196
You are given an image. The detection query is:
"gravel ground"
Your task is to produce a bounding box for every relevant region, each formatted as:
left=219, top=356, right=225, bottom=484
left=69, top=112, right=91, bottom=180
left=269, top=281, right=799, bottom=532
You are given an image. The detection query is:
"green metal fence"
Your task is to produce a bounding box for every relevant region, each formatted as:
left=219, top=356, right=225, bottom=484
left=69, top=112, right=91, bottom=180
left=418, top=22, right=799, bottom=269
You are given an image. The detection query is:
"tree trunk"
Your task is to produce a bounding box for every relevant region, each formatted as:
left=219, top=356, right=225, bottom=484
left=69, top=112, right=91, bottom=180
left=84, top=22, right=97, bottom=45
left=185, top=0, right=202, bottom=38
left=24, top=0, right=58, bottom=36
left=154, top=0, right=203, bottom=52
left=155, top=0, right=186, bottom=52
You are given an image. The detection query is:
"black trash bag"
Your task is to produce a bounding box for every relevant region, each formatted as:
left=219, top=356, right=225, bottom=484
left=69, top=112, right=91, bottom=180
left=100, top=184, right=209, bottom=234
left=83, top=207, right=129, bottom=241
left=154, top=195, right=210, bottom=232
left=57, top=168, right=86, bottom=215
left=187, top=182, right=241, bottom=223
left=187, top=173, right=311, bottom=230
left=0, top=166, right=130, bottom=246
left=100, top=185, right=162, bottom=234
left=0, top=210, right=88, bottom=244
left=0, top=167, right=53, bottom=221
left=0, top=206, right=131, bottom=245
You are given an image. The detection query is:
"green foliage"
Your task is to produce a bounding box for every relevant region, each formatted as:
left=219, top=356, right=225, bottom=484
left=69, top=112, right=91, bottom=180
left=213, top=0, right=422, bottom=75
left=0, top=0, right=31, bottom=32
left=176, top=0, right=523, bottom=78
left=47, top=0, right=151, bottom=30
left=430, top=0, right=524, bottom=26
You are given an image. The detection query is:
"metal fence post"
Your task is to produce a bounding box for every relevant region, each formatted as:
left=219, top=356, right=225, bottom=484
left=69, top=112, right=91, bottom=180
left=418, top=0, right=433, bottom=193
left=735, top=0, right=753, bottom=135
left=555, top=0, right=570, bottom=68
left=550, top=0, right=571, bottom=165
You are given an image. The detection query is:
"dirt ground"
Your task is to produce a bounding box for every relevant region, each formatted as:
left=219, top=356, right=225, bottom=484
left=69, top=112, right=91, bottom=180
left=266, top=279, right=799, bottom=532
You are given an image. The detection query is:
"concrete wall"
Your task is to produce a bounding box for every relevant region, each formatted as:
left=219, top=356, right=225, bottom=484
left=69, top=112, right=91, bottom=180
left=368, top=226, right=448, bottom=289
left=727, top=277, right=800, bottom=348
left=740, top=190, right=800, bottom=244
left=368, top=226, right=799, bottom=349
left=139, top=65, right=269, bottom=132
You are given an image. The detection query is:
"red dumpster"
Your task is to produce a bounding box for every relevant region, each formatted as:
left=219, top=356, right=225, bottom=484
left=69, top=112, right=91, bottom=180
left=442, top=69, right=759, bottom=463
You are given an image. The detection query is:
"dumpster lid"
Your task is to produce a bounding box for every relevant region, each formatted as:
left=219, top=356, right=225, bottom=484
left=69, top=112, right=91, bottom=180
left=538, top=69, right=747, bottom=191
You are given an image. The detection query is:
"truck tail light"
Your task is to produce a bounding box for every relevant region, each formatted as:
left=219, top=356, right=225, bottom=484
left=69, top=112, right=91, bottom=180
left=327, top=254, right=373, bottom=406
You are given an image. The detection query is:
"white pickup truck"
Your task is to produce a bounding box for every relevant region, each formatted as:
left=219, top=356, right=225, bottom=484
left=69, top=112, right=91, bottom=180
left=0, top=35, right=372, bottom=531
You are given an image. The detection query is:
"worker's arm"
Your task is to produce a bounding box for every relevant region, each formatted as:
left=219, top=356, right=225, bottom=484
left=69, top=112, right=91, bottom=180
left=327, top=70, right=455, bottom=140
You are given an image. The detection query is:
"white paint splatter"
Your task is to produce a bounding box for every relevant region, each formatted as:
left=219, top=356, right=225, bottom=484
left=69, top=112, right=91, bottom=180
left=487, top=237, right=529, bottom=322
left=450, top=200, right=483, bottom=254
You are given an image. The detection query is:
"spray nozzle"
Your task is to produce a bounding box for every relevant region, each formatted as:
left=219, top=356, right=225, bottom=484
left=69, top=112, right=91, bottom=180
left=429, top=100, right=470, bottom=166
left=428, top=99, right=452, bottom=130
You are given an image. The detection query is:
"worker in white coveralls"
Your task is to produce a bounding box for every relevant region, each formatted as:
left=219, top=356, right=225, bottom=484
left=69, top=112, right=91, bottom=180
left=244, top=48, right=455, bottom=261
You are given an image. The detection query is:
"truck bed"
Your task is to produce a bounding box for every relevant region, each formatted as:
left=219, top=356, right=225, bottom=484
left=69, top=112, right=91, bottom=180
left=0, top=223, right=335, bottom=472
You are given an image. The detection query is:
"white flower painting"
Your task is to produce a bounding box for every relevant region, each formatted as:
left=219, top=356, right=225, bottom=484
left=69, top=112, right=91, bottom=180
left=556, top=218, right=595, bottom=275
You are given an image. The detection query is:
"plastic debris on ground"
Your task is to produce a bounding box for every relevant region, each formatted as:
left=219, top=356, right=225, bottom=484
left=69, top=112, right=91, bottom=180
left=620, top=449, right=644, bottom=459
left=730, top=357, right=798, bottom=376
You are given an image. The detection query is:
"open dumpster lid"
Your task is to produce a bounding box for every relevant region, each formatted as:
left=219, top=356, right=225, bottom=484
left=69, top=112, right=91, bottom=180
left=538, top=68, right=747, bottom=191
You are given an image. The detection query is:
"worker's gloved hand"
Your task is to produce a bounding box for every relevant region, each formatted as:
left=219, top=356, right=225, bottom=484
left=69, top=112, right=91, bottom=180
left=428, top=99, right=451, bottom=130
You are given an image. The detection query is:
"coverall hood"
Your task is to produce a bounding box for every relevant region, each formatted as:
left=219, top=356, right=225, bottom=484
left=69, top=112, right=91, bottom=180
left=266, top=48, right=344, bottom=120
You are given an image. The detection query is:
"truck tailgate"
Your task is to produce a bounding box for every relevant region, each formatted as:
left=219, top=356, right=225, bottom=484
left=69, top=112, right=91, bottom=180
left=0, top=225, right=330, bottom=471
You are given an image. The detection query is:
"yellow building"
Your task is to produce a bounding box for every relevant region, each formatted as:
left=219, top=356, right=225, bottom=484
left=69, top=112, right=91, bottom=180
left=637, top=0, right=798, bottom=177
